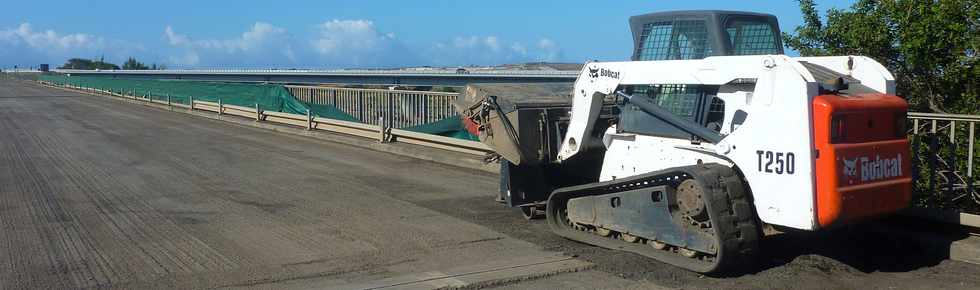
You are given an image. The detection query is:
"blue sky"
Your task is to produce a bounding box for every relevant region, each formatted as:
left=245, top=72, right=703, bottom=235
left=0, top=0, right=856, bottom=69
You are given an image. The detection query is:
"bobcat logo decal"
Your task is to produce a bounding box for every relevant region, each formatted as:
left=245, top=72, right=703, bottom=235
left=587, top=66, right=620, bottom=79
left=588, top=66, right=600, bottom=78
left=842, top=158, right=858, bottom=177
left=841, top=154, right=903, bottom=183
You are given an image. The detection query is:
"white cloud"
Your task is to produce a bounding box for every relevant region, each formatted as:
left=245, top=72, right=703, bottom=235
left=160, top=20, right=418, bottom=68
left=168, top=51, right=200, bottom=66
left=0, top=23, right=144, bottom=67
left=163, top=22, right=296, bottom=67
left=510, top=42, right=528, bottom=55
left=0, top=19, right=567, bottom=69
left=3, top=23, right=102, bottom=51
left=426, top=35, right=564, bottom=66
left=308, top=19, right=415, bottom=67
left=536, top=38, right=561, bottom=62
left=448, top=36, right=501, bottom=52
left=164, top=26, right=189, bottom=46
left=312, top=20, right=381, bottom=54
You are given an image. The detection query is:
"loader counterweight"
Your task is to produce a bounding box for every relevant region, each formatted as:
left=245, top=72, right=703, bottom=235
left=812, top=94, right=913, bottom=228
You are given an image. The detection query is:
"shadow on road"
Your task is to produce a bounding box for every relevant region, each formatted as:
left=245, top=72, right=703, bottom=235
left=751, top=216, right=971, bottom=274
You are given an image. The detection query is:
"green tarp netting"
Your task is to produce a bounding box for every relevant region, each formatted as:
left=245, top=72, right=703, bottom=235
left=39, top=75, right=475, bottom=140
left=402, top=116, right=476, bottom=140
left=42, top=75, right=321, bottom=116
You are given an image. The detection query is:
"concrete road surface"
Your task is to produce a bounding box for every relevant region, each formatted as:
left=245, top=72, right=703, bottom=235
left=2, top=80, right=979, bottom=289
left=0, top=80, right=609, bottom=289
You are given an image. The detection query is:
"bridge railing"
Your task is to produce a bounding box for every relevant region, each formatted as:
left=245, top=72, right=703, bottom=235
left=286, top=85, right=460, bottom=128
left=907, top=112, right=980, bottom=215
left=55, top=68, right=580, bottom=76
left=36, top=80, right=493, bottom=156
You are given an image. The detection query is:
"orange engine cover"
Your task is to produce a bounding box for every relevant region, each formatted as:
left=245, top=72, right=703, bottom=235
left=812, top=94, right=912, bottom=228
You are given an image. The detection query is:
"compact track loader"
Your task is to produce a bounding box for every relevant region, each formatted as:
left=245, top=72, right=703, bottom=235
left=456, top=10, right=912, bottom=273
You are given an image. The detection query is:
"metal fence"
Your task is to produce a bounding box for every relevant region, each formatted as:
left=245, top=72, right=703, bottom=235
left=908, top=112, right=980, bottom=212
left=56, top=68, right=580, bottom=76
left=286, top=85, right=460, bottom=128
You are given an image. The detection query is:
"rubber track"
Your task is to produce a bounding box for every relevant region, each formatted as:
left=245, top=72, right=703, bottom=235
left=545, top=163, right=759, bottom=274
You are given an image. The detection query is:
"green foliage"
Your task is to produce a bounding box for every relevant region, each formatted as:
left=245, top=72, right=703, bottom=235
left=784, top=0, right=980, bottom=114
left=58, top=58, right=120, bottom=70
left=122, top=57, right=150, bottom=70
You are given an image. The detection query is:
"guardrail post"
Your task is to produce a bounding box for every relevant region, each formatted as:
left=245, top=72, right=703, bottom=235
left=378, top=116, right=386, bottom=143
left=218, top=98, right=224, bottom=116
left=255, top=103, right=261, bottom=121
left=929, top=133, right=938, bottom=196
left=306, top=109, right=313, bottom=130
left=422, top=96, right=430, bottom=124
left=948, top=121, right=956, bottom=193
left=969, top=122, right=975, bottom=196
left=167, top=94, right=172, bottom=110
left=357, top=91, right=365, bottom=122
left=386, top=92, right=394, bottom=129
left=189, top=96, right=194, bottom=112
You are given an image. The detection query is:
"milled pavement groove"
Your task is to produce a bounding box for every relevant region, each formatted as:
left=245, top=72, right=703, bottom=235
left=0, top=80, right=594, bottom=289
left=6, top=80, right=980, bottom=290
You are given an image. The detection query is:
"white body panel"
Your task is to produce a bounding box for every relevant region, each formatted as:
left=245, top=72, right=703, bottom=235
left=558, top=55, right=895, bottom=230
left=600, top=127, right=732, bottom=181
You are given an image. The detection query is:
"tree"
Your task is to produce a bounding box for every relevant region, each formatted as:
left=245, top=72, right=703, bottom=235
left=784, top=0, right=979, bottom=114
left=122, top=57, right=150, bottom=70
left=58, top=58, right=120, bottom=70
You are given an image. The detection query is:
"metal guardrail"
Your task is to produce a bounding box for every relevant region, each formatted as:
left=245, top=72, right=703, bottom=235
left=54, top=68, right=580, bottom=77
left=1, top=69, right=43, bottom=73
left=53, top=69, right=579, bottom=86
left=36, top=80, right=492, bottom=156
left=286, top=85, right=460, bottom=128
left=908, top=112, right=980, bottom=212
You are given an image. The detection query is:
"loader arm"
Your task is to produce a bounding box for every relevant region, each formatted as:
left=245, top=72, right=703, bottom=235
left=557, top=63, right=622, bottom=162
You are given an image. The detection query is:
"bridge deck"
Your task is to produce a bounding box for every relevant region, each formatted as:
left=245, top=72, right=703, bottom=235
left=0, top=81, right=597, bottom=289
left=1, top=80, right=979, bottom=289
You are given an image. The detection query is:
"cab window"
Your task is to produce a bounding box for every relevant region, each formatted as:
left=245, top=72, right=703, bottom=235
left=725, top=20, right=779, bottom=55
left=636, top=20, right=713, bottom=60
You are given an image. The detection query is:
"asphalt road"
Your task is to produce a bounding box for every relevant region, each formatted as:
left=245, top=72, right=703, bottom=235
left=2, top=80, right=979, bottom=289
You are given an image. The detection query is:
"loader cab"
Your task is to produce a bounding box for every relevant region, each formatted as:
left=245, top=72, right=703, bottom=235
left=621, top=11, right=780, bottom=140
left=617, top=84, right=724, bottom=140
left=630, top=10, right=783, bottom=61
